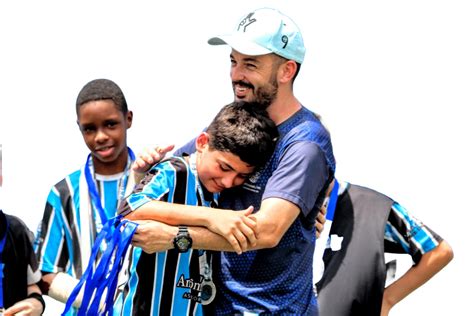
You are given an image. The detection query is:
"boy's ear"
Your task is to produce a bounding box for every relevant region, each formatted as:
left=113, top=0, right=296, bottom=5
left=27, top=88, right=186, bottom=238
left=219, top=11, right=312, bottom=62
left=196, top=132, right=210, bottom=153
left=126, top=111, right=133, bottom=128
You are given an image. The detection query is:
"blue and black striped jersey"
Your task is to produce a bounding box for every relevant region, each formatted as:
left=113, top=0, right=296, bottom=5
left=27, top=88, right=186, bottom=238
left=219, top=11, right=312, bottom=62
left=118, top=155, right=217, bottom=316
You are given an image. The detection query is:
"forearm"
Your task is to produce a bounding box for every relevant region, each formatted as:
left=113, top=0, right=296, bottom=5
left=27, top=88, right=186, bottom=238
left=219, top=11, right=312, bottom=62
left=383, top=240, right=454, bottom=309
left=248, top=197, right=301, bottom=249
left=41, top=272, right=82, bottom=307
left=189, top=226, right=237, bottom=252
left=126, top=201, right=214, bottom=227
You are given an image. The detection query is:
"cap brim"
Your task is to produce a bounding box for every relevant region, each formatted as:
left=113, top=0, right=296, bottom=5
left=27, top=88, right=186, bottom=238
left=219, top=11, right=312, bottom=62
left=208, top=34, right=272, bottom=56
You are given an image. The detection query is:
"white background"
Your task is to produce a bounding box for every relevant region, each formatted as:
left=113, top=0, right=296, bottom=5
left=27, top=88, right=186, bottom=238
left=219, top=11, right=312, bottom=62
left=1, top=1, right=472, bottom=315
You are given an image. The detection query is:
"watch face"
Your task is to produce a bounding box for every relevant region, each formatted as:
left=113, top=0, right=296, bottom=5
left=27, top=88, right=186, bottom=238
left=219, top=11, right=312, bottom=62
left=174, top=227, right=192, bottom=253
left=177, top=237, right=190, bottom=250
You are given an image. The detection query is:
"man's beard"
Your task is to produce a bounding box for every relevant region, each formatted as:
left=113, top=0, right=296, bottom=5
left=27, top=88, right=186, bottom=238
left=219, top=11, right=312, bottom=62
left=233, top=76, right=278, bottom=110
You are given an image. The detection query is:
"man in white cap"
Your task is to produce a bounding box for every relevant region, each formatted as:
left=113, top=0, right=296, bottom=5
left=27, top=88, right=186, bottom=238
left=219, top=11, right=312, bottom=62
left=132, top=7, right=335, bottom=315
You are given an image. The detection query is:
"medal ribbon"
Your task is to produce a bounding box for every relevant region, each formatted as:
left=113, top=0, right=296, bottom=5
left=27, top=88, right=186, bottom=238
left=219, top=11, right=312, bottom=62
left=84, top=147, right=135, bottom=225
left=62, top=215, right=138, bottom=315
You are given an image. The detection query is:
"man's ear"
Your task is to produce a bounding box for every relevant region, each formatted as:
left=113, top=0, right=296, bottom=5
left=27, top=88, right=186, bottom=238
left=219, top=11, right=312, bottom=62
left=279, top=60, right=297, bottom=84
left=195, top=132, right=210, bottom=153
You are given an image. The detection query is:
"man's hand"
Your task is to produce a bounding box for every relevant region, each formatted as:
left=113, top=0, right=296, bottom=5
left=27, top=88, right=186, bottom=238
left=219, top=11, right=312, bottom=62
left=206, top=206, right=257, bottom=254
left=316, top=179, right=334, bottom=238
left=133, top=145, right=175, bottom=174
left=315, top=205, right=327, bottom=239
left=132, top=220, right=177, bottom=254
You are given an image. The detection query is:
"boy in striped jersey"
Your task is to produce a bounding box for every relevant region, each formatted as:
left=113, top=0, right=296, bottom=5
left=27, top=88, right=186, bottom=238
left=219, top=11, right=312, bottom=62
left=314, top=180, right=453, bottom=316
left=117, top=101, right=278, bottom=315
left=33, top=78, right=135, bottom=314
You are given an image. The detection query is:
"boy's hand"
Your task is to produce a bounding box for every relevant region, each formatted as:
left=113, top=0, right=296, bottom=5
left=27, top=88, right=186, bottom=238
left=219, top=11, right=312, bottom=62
left=4, top=297, right=43, bottom=316
left=132, top=220, right=177, bottom=253
left=133, top=145, right=175, bottom=174
left=207, top=206, right=257, bottom=254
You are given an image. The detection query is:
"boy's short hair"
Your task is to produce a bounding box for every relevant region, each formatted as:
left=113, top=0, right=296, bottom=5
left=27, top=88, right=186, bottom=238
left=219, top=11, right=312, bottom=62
left=207, top=101, right=278, bottom=169
left=76, top=79, right=128, bottom=115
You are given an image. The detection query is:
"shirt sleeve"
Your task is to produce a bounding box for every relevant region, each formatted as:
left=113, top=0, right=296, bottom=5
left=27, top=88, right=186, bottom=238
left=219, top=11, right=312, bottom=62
left=384, top=202, right=443, bottom=265
left=174, top=137, right=197, bottom=156
left=120, top=162, right=172, bottom=216
left=262, top=141, right=330, bottom=217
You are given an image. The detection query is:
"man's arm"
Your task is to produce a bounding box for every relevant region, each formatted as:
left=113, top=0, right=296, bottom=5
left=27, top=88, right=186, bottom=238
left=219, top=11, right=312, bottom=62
left=381, top=240, right=453, bottom=315
left=191, top=197, right=300, bottom=251
left=247, top=198, right=300, bottom=249
left=130, top=197, right=301, bottom=254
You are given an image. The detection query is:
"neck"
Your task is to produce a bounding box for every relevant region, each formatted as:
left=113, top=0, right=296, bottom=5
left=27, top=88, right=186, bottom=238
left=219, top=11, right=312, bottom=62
left=267, top=93, right=302, bottom=125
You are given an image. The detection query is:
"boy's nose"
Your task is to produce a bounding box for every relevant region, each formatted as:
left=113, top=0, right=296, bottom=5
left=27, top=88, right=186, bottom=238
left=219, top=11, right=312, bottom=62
left=221, top=174, right=236, bottom=189
left=95, top=129, right=109, bottom=143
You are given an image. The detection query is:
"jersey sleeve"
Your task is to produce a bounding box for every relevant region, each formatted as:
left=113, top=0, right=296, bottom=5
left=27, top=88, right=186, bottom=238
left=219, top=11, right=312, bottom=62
left=120, top=162, right=174, bottom=216
left=384, top=202, right=443, bottom=264
left=262, top=141, right=330, bottom=216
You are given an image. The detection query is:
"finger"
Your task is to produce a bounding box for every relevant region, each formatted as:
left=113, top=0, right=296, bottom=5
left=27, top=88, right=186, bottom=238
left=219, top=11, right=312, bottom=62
left=157, top=144, right=175, bottom=154
left=243, top=206, right=254, bottom=216
left=242, top=215, right=257, bottom=229
left=319, top=204, right=327, bottom=216
left=317, top=211, right=327, bottom=224
left=315, top=222, right=324, bottom=239
left=229, top=236, right=243, bottom=255
left=4, top=302, right=26, bottom=314
left=234, top=230, right=249, bottom=252
left=132, top=159, right=148, bottom=172
left=241, top=216, right=257, bottom=240
left=239, top=223, right=257, bottom=247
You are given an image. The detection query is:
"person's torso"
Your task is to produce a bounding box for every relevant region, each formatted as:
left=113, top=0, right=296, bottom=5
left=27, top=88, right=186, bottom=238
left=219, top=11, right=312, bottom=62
left=35, top=165, right=130, bottom=279
left=316, top=183, right=393, bottom=316
left=215, top=106, right=335, bottom=315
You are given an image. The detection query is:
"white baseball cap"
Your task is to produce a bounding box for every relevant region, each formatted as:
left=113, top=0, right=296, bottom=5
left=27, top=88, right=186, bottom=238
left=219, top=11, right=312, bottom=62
left=208, top=7, right=306, bottom=64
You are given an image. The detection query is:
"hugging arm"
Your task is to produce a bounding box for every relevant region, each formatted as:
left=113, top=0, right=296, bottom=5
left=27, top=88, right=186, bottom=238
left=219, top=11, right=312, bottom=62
left=126, top=202, right=257, bottom=254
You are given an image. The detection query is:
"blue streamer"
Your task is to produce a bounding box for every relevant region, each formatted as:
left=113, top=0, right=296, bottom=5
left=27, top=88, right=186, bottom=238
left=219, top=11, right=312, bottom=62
left=62, top=215, right=138, bottom=315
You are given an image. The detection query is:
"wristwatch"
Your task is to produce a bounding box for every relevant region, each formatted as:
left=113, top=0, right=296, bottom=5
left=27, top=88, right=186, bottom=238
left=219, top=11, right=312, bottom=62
left=173, top=226, right=193, bottom=253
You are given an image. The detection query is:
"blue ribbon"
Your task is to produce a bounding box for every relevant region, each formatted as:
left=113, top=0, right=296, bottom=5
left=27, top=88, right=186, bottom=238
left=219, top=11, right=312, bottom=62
left=84, top=147, right=135, bottom=225
left=62, top=215, right=138, bottom=315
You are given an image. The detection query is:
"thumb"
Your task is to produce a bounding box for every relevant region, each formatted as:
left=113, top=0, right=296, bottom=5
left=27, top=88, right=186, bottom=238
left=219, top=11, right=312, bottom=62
left=244, top=206, right=255, bottom=216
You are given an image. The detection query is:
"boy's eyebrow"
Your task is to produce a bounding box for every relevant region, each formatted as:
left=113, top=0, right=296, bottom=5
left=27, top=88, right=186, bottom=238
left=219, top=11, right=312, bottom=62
left=221, top=161, right=253, bottom=177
